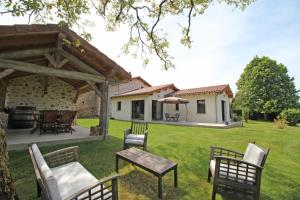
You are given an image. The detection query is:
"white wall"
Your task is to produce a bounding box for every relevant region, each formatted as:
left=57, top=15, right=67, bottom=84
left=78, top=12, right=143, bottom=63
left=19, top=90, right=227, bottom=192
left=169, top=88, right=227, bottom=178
left=216, top=92, right=231, bottom=123
left=164, top=93, right=231, bottom=123
left=111, top=88, right=174, bottom=122
left=111, top=91, right=232, bottom=124
left=167, top=94, right=218, bottom=123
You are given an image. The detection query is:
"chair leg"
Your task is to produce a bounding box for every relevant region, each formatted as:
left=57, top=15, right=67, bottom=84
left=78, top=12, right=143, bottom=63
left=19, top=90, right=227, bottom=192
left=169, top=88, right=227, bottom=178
left=212, top=185, right=217, bottom=200
left=207, top=168, right=212, bottom=182
left=36, top=180, right=41, bottom=197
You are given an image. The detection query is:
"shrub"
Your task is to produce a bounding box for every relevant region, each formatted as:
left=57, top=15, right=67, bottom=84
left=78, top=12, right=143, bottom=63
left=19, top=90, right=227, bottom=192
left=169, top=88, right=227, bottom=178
left=280, top=109, right=300, bottom=126
left=232, top=113, right=242, bottom=122
left=274, top=116, right=288, bottom=129
left=242, top=109, right=249, bottom=123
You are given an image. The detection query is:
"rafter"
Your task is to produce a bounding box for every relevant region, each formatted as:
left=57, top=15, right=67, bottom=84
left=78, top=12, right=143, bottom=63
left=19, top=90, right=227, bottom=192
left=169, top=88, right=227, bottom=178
left=0, top=58, right=106, bottom=83
left=0, top=69, right=15, bottom=80
left=0, top=48, right=55, bottom=59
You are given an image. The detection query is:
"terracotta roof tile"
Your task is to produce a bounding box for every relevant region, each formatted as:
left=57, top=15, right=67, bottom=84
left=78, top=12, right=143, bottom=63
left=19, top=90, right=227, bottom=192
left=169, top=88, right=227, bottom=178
left=175, top=84, right=233, bottom=98
left=112, top=84, right=178, bottom=98
left=130, top=76, right=152, bottom=87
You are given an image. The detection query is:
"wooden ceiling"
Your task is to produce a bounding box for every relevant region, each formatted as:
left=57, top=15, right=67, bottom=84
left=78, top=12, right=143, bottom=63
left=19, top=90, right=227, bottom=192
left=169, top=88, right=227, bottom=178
left=0, top=24, right=131, bottom=94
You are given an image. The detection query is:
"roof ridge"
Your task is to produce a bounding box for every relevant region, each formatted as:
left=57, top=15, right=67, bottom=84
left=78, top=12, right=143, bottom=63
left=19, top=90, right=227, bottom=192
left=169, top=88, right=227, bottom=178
left=179, top=84, right=229, bottom=91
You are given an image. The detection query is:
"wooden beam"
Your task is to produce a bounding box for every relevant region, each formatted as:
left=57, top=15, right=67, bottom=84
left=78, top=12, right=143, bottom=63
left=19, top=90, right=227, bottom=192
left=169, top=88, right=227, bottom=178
left=0, top=48, right=56, bottom=59
left=0, top=59, right=106, bottom=83
left=57, top=58, right=69, bottom=69
left=99, top=81, right=110, bottom=138
left=0, top=80, right=8, bottom=111
left=57, top=49, right=104, bottom=76
left=0, top=69, right=15, bottom=80
left=73, top=89, right=80, bottom=103
left=87, top=81, right=103, bottom=97
left=45, top=53, right=57, bottom=67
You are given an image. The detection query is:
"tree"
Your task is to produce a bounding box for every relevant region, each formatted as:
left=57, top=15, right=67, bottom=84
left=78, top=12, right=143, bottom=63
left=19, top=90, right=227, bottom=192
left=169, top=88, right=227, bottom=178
left=234, top=56, right=299, bottom=119
left=0, top=0, right=254, bottom=69
left=0, top=120, right=18, bottom=200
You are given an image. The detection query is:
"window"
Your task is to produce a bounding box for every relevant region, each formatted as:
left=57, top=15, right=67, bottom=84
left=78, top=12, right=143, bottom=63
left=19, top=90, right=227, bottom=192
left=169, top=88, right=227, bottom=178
left=197, top=100, right=206, bottom=113
left=117, top=101, right=121, bottom=111
left=175, top=103, right=179, bottom=111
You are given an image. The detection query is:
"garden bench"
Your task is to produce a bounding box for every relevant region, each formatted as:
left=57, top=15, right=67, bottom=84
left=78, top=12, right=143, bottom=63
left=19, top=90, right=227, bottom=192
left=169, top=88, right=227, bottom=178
left=29, top=144, right=118, bottom=200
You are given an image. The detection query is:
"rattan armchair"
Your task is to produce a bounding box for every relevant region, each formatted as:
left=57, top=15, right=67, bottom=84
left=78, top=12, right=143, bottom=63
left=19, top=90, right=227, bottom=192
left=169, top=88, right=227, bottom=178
left=208, top=143, right=269, bottom=200
left=123, top=121, right=148, bottom=151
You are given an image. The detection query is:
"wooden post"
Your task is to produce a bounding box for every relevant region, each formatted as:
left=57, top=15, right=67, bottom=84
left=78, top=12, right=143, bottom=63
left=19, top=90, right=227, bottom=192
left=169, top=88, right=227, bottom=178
left=98, top=81, right=109, bottom=139
left=0, top=80, right=8, bottom=111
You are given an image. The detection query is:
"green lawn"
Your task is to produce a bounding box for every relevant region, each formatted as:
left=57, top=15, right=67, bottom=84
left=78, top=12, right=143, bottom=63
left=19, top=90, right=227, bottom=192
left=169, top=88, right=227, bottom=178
left=8, top=120, right=300, bottom=200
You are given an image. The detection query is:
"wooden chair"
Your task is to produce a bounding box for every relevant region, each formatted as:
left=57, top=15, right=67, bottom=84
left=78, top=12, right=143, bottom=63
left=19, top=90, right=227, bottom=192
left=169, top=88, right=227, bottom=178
left=40, top=110, right=58, bottom=134
left=29, top=144, right=119, bottom=200
left=123, top=121, right=148, bottom=151
left=174, top=113, right=180, bottom=121
left=165, top=113, right=171, bottom=121
left=57, top=111, right=77, bottom=134
left=208, top=142, right=269, bottom=200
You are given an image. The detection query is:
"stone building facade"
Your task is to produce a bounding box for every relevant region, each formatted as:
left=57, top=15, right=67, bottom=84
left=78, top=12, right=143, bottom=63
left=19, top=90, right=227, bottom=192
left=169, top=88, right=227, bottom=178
left=76, top=77, right=151, bottom=117
left=6, top=75, right=77, bottom=110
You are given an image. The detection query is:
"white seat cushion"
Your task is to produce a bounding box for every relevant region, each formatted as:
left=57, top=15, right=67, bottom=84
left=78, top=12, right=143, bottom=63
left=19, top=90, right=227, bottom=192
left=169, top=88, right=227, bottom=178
left=125, top=138, right=144, bottom=145
left=51, top=162, right=112, bottom=199
left=126, top=134, right=145, bottom=140
left=32, top=144, right=62, bottom=200
left=243, top=143, right=266, bottom=166
left=210, top=159, right=256, bottom=184
left=51, top=162, right=96, bottom=199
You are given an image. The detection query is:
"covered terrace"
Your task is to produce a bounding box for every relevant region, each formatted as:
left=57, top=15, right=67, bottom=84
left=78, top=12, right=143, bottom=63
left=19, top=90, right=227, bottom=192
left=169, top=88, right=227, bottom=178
left=0, top=24, right=131, bottom=147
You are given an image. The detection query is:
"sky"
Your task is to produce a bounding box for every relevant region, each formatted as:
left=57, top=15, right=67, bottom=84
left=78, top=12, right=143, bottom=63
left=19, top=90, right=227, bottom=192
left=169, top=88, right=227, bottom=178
left=0, top=0, right=299, bottom=93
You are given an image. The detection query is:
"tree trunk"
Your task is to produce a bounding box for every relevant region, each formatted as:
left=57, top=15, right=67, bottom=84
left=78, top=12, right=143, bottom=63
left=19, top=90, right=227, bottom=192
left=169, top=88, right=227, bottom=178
left=0, top=119, right=18, bottom=200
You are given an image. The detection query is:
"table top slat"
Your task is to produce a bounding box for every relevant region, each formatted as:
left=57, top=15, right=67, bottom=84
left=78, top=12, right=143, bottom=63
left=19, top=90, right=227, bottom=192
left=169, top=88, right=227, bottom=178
left=116, top=148, right=177, bottom=174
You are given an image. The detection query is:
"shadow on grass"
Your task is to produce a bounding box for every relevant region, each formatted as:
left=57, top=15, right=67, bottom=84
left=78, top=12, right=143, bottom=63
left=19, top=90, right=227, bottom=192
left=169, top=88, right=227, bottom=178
left=118, top=165, right=185, bottom=200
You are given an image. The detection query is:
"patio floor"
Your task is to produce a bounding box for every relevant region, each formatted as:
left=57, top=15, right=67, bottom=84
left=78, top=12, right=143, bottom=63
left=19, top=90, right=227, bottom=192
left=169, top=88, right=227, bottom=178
left=6, top=126, right=101, bottom=150
left=150, top=120, right=243, bottom=128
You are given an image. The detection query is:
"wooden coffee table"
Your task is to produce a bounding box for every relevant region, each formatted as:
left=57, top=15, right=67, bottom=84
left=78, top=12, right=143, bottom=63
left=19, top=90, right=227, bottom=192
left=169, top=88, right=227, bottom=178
left=116, top=147, right=178, bottom=199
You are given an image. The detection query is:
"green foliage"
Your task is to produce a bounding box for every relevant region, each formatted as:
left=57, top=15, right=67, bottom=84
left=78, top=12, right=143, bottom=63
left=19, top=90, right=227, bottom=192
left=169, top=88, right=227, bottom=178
left=0, top=0, right=255, bottom=69
left=234, top=56, right=299, bottom=116
left=273, top=116, right=288, bottom=129
left=280, top=108, right=300, bottom=126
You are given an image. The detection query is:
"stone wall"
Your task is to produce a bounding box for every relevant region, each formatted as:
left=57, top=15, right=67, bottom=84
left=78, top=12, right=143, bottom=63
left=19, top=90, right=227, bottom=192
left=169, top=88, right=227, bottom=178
left=76, top=91, right=100, bottom=117
left=6, top=75, right=77, bottom=110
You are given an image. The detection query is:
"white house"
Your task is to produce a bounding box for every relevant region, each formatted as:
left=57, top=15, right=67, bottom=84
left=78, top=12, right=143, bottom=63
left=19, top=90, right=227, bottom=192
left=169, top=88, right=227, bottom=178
left=111, top=84, right=179, bottom=121
left=172, top=85, right=233, bottom=123
left=111, top=79, right=233, bottom=124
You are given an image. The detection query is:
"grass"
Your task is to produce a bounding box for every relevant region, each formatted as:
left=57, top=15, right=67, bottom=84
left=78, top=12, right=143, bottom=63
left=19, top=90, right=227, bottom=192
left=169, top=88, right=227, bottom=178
left=8, top=119, right=300, bottom=200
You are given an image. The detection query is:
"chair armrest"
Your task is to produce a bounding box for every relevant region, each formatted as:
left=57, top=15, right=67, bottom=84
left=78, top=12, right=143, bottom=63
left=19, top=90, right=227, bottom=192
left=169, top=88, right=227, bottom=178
left=124, top=129, right=131, bottom=137
left=65, top=174, right=119, bottom=200
left=44, top=146, right=78, bottom=168
left=144, top=130, right=148, bottom=136
left=210, top=146, right=244, bottom=161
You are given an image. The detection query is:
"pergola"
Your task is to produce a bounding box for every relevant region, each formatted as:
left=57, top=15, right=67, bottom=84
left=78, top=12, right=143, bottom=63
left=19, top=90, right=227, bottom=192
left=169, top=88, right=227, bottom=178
left=0, top=24, right=131, bottom=137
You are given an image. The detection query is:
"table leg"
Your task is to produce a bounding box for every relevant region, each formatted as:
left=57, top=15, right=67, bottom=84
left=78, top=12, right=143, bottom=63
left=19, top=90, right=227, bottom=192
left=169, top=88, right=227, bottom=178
left=174, top=166, right=178, bottom=187
left=158, top=176, right=162, bottom=199
left=116, top=155, right=119, bottom=173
